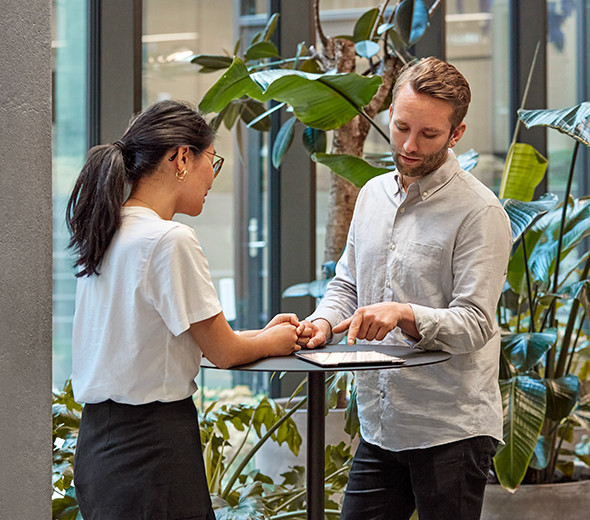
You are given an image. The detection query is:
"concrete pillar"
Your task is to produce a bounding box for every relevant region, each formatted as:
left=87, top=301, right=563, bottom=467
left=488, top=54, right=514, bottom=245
left=0, top=0, right=53, bottom=518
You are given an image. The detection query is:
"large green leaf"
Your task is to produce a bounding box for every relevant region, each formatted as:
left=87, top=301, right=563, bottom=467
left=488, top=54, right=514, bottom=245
left=302, top=126, right=327, bottom=154
left=240, top=99, right=271, bottom=131
left=199, top=57, right=382, bottom=130
left=250, top=68, right=382, bottom=130
left=529, top=434, right=551, bottom=470
left=495, top=375, right=546, bottom=491
left=394, top=0, right=429, bottom=46
left=543, top=375, right=580, bottom=421
left=353, top=8, right=381, bottom=42
left=501, top=193, right=559, bottom=243
left=500, top=330, right=557, bottom=373
left=244, top=41, right=280, bottom=61
left=518, top=101, right=590, bottom=147
left=191, top=54, right=233, bottom=72
left=498, top=143, right=548, bottom=200
left=559, top=279, right=590, bottom=317
left=529, top=197, right=590, bottom=287
left=312, top=153, right=391, bottom=188
left=271, top=116, right=296, bottom=168
left=199, top=58, right=263, bottom=114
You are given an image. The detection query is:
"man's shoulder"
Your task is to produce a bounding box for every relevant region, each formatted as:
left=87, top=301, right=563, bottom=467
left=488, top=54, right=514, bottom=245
left=453, top=169, right=503, bottom=208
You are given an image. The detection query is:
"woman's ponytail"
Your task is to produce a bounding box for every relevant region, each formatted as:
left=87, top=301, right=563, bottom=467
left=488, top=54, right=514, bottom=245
left=66, top=144, right=128, bottom=277
left=66, top=100, right=214, bottom=277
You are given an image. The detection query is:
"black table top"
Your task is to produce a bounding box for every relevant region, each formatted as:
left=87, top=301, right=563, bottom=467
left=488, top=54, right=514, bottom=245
left=201, top=343, right=451, bottom=373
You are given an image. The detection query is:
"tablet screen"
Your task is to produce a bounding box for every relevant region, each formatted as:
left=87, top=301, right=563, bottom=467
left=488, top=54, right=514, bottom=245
left=295, top=350, right=406, bottom=367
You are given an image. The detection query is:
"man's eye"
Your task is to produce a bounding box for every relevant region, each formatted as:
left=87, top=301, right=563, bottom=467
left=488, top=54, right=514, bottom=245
left=424, top=134, right=437, bottom=139
left=396, top=125, right=408, bottom=132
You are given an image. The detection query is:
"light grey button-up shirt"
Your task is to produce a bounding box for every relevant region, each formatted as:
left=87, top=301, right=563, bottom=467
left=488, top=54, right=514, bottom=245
left=309, top=150, right=512, bottom=451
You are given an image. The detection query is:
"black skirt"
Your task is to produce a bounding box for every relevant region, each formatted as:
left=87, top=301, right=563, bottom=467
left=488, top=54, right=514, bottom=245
left=74, top=397, right=215, bottom=520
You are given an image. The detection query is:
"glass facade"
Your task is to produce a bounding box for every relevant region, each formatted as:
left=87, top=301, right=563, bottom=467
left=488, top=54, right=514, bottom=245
left=51, top=1, right=590, bottom=394
left=52, top=0, right=87, bottom=388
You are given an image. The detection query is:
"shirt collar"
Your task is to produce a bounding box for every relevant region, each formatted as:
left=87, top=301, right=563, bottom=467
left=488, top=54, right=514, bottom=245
left=393, top=149, right=461, bottom=201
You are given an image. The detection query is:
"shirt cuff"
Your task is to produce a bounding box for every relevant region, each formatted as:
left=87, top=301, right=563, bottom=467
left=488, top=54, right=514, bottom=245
left=407, top=303, right=440, bottom=349
left=306, top=309, right=345, bottom=345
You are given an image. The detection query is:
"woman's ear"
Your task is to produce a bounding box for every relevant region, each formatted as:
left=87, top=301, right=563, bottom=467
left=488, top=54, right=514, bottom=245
left=173, top=146, right=192, bottom=167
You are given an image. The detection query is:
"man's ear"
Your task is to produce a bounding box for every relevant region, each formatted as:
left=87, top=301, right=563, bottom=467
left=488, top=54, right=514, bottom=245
left=449, top=122, right=466, bottom=148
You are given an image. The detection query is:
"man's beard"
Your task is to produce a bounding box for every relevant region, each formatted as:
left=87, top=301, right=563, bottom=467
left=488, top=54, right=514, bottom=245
left=393, top=138, right=451, bottom=179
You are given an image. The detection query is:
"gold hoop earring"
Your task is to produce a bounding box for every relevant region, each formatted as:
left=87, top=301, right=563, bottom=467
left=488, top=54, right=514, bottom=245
left=176, top=168, right=188, bottom=182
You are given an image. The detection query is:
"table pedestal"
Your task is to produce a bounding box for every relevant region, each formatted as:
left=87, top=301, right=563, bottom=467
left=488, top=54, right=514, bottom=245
left=307, top=371, right=326, bottom=519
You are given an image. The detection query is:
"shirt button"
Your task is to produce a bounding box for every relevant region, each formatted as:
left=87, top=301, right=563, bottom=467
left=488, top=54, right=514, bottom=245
left=390, top=244, right=396, bottom=250
left=423, top=191, right=428, bottom=197
left=386, top=281, right=391, bottom=288
left=380, top=390, right=386, bottom=398
left=399, top=207, right=406, bottom=214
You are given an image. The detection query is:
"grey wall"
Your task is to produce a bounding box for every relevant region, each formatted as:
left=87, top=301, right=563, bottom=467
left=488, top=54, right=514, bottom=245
left=0, top=1, right=53, bottom=518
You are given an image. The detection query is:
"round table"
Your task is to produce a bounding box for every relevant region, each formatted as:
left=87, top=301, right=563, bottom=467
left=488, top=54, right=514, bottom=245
left=201, top=343, right=451, bottom=520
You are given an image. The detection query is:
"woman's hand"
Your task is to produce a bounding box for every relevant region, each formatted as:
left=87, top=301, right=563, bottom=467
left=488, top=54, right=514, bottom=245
left=258, top=322, right=301, bottom=356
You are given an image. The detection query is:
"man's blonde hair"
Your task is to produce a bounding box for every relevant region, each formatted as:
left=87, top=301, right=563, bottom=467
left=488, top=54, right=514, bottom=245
left=391, top=57, right=471, bottom=130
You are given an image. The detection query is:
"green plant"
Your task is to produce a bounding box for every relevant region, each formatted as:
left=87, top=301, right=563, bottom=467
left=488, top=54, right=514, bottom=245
left=194, top=0, right=438, bottom=263
left=50, top=378, right=354, bottom=520
left=52, top=380, right=82, bottom=520
left=493, top=102, right=590, bottom=491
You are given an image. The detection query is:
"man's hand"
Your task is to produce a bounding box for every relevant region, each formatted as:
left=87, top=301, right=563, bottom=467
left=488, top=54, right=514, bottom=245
left=299, top=319, right=330, bottom=349
left=332, top=302, right=418, bottom=345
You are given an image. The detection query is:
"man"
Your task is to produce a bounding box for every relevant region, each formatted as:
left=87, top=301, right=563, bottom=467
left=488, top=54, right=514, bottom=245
left=304, top=57, right=512, bottom=520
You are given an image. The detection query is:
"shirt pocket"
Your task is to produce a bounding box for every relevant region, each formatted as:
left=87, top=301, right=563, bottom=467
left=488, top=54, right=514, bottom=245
left=399, top=241, right=444, bottom=301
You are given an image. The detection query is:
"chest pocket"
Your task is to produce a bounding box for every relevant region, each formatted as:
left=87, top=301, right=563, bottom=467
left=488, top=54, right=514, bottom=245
left=399, top=241, right=444, bottom=301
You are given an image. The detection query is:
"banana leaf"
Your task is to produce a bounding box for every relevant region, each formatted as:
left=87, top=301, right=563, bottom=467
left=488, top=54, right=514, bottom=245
left=271, top=116, right=297, bottom=168
left=312, top=153, right=391, bottom=188
left=500, top=330, right=557, bottom=374
left=199, top=57, right=382, bottom=131
left=302, top=127, right=327, bottom=154
left=501, top=193, right=559, bottom=243
left=495, top=375, right=547, bottom=491
left=529, top=197, right=590, bottom=287
left=518, top=101, right=590, bottom=147
left=498, top=143, right=548, bottom=201
left=457, top=149, right=479, bottom=172
left=543, top=375, right=580, bottom=422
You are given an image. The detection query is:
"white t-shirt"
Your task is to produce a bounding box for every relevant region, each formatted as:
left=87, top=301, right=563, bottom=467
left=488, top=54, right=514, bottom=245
left=72, top=207, right=222, bottom=405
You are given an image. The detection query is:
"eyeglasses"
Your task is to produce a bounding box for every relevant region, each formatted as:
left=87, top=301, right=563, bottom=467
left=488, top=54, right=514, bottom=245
left=168, top=148, right=224, bottom=179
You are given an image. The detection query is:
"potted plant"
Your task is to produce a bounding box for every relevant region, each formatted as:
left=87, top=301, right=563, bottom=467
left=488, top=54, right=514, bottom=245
left=481, top=102, right=590, bottom=518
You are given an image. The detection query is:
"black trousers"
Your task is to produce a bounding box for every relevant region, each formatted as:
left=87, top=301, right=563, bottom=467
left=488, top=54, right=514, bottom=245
left=74, top=397, right=214, bottom=520
left=340, top=436, right=497, bottom=520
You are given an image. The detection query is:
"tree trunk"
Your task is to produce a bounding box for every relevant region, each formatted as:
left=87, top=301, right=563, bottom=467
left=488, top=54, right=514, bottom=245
left=322, top=43, right=399, bottom=263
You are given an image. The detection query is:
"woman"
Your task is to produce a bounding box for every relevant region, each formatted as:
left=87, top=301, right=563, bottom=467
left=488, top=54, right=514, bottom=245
left=67, top=100, right=307, bottom=519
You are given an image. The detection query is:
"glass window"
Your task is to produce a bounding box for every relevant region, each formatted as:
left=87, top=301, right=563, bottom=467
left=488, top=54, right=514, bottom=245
left=446, top=0, right=510, bottom=192
left=52, top=0, right=87, bottom=389
left=143, top=0, right=272, bottom=393
left=547, top=0, right=579, bottom=198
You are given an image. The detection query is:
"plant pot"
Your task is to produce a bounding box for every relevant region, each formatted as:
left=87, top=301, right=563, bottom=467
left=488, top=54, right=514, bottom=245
left=254, top=398, right=358, bottom=483
left=481, top=479, right=590, bottom=520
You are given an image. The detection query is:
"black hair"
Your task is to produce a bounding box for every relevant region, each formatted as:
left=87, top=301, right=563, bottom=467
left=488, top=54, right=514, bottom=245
left=66, top=100, right=214, bottom=277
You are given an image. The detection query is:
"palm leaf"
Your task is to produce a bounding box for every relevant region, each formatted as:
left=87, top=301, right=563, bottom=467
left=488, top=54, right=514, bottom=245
left=518, top=101, right=590, bottom=147
left=498, top=143, right=548, bottom=200
left=495, top=375, right=546, bottom=491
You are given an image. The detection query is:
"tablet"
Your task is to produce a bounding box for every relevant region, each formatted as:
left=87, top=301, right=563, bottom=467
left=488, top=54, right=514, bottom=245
left=295, top=350, right=406, bottom=367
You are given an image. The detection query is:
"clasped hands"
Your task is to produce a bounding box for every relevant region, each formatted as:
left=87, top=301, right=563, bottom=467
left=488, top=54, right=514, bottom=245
left=268, top=302, right=416, bottom=350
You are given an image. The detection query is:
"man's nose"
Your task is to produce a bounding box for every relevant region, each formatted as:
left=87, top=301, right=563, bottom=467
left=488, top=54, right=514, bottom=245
left=403, top=133, right=418, bottom=154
